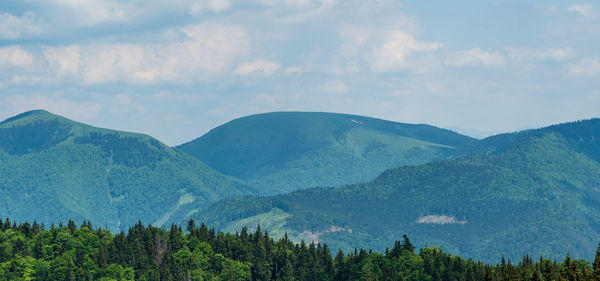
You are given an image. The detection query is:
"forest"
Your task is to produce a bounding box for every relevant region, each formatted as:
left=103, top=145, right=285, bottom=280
left=195, top=120, right=600, bottom=262
left=1, top=218, right=599, bottom=281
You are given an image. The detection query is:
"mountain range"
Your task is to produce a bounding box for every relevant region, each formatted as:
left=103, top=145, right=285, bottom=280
left=190, top=119, right=600, bottom=262
left=0, top=110, right=463, bottom=231
left=1, top=109, right=599, bottom=262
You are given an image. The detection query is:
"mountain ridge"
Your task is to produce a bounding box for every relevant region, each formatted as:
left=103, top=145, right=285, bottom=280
left=0, top=109, right=254, bottom=231
left=4, top=109, right=600, bottom=262
left=192, top=117, right=600, bottom=262
left=177, top=111, right=474, bottom=194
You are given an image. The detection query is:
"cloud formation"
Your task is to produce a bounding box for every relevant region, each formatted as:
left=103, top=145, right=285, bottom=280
left=234, top=59, right=282, bottom=76
left=569, top=58, right=600, bottom=77
left=0, top=12, right=42, bottom=40
left=505, top=48, right=575, bottom=63
left=367, top=31, right=441, bottom=72
left=45, top=0, right=134, bottom=26
left=0, top=46, right=34, bottom=68
left=190, top=0, right=231, bottom=14
left=569, top=4, right=598, bottom=19
left=37, top=23, right=251, bottom=85
left=446, top=47, right=506, bottom=67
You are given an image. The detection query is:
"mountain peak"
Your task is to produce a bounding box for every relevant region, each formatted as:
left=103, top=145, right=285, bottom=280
left=0, top=110, right=76, bottom=156
left=178, top=111, right=473, bottom=194
left=0, top=109, right=65, bottom=126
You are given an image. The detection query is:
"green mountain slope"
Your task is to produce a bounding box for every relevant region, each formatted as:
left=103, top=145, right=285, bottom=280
left=194, top=118, right=600, bottom=262
left=0, top=110, right=253, bottom=231
left=177, top=112, right=474, bottom=194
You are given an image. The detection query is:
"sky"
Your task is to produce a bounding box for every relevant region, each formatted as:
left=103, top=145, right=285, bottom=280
left=0, top=0, right=599, bottom=144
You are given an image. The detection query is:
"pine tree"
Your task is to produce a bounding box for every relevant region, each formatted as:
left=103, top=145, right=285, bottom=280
left=320, top=243, right=335, bottom=280
left=252, top=226, right=272, bottom=281
left=169, top=223, right=183, bottom=252
left=187, top=218, right=196, bottom=233
left=594, top=243, right=600, bottom=281
left=20, top=221, right=31, bottom=237
left=389, top=240, right=403, bottom=258
left=279, top=252, right=296, bottom=281
left=402, top=234, right=415, bottom=252
left=482, top=267, right=492, bottom=281
left=32, top=220, right=40, bottom=235
left=67, top=219, right=77, bottom=233
left=33, top=235, right=44, bottom=259
left=3, top=217, right=10, bottom=230
left=334, top=249, right=346, bottom=281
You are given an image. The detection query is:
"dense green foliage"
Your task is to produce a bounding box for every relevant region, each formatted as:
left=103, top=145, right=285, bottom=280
left=0, top=110, right=253, bottom=232
left=73, top=133, right=167, bottom=168
left=177, top=112, right=473, bottom=194
left=3, top=109, right=600, bottom=266
left=0, top=119, right=72, bottom=156
left=194, top=118, right=600, bottom=262
left=2, top=218, right=600, bottom=281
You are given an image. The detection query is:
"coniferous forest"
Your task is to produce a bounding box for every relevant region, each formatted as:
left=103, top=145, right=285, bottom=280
left=5, top=111, right=600, bottom=263
left=1, top=218, right=600, bottom=281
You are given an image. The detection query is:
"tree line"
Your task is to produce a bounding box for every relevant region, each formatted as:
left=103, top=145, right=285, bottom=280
left=1, top=217, right=599, bottom=280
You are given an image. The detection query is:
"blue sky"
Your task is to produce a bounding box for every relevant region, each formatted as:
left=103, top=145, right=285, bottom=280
left=0, top=0, right=599, bottom=144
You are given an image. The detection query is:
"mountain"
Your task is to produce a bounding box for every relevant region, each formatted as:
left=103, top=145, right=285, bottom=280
left=177, top=112, right=474, bottom=194
left=193, top=118, right=600, bottom=262
left=0, top=110, right=253, bottom=231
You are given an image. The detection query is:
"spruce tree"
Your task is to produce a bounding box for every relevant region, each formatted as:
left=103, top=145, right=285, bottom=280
left=594, top=242, right=600, bottom=281
left=67, top=219, right=77, bottom=233
left=334, top=249, right=346, bottom=281
left=186, top=218, right=196, bottom=233
left=401, top=234, right=415, bottom=252
left=3, top=217, right=11, bottom=230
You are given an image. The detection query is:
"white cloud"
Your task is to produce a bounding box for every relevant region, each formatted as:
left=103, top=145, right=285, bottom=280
left=42, top=46, right=81, bottom=76
left=80, top=44, right=146, bottom=85
left=45, top=0, right=134, bottom=26
left=0, top=46, right=34, bottom=68
left=446, top=47, right=506, bottom=67
left=505, top=47, right=575, bottom=63
left=0, top=12, right=42, bottom=40
left=569, top=4, right=598, bottom=19
left=39, top=23, right=250, bottom=85
left=284, top=66, right=303, bottom=75
left=259, top=0, right=336, bottom=9
left=190, top=0, right=231, bottom=14
left=21, top=0, right=234, bottom=30
left=339, top=26, right=372, bottom=58
left=367, top=31, right=441, bottom=72
left=177, top=23, right=250, bottom=73
left=568, top=58, right=600, bottom=77
left=234, top=59, right=282, bottom=76
left=257, top=0, right=338, bottom=23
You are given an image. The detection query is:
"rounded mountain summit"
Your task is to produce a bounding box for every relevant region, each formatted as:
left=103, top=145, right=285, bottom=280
left=177, top=112, right=474, bottom=194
